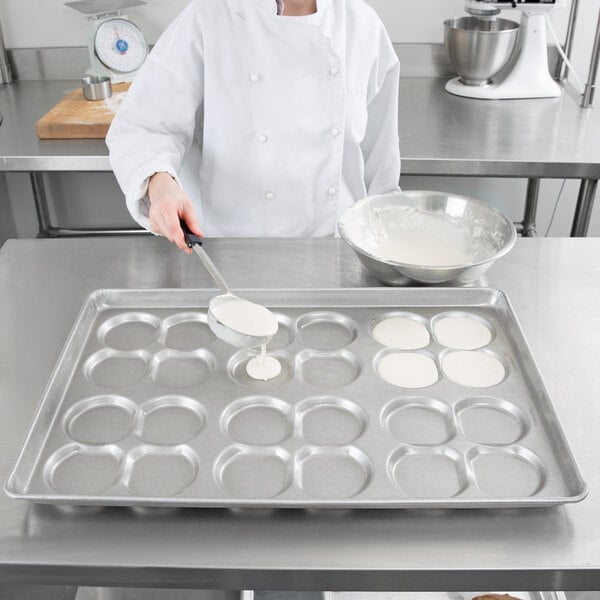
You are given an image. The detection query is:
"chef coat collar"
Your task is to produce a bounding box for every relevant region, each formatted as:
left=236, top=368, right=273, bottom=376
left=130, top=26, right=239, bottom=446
left=251, top=0, right=331, bottom=16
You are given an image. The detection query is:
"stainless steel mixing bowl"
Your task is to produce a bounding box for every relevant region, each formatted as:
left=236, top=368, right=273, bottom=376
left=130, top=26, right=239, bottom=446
left=444, top=16, right=520, bottom=86
left=338, top=190, right=517, bottom=286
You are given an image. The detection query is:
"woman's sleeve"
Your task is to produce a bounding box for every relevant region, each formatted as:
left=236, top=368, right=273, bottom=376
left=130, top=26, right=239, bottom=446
left=106, top=4, right=204, bottom=231
left=360, top=35, right=401, bottom=197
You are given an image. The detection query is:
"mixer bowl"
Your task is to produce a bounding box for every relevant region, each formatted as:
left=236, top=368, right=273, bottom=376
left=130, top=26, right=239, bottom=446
left=338, top=191, right=517, bottom=286
left=444, top=16, right=520, bottom=86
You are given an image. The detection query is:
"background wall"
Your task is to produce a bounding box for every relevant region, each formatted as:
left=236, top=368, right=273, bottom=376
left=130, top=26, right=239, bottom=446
left=1, top=0, right=599, bottom=239
left=0, top=0, right=574, bottom=47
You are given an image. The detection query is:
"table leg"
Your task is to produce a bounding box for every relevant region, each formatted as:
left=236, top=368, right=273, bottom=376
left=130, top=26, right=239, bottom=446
left=571, top=179, right=598, bottom=237
left=28, top=171, right=146, bottom=238
left=521, top=178, right=540, bottom=237
left=29, top=171, right=55, bottom=238
left=0, top=172, right=17, bottom=243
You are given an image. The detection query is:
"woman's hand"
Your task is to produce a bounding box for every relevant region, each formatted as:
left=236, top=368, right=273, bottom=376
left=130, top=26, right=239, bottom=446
left=147, top=172, right=203, bottom=253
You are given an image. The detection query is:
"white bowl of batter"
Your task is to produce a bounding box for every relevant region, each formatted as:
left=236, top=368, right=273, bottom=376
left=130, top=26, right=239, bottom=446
left=338, top=190, right=517, bottom=285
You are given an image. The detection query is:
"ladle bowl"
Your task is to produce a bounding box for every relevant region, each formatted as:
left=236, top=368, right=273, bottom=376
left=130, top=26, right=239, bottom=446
left=208, top=293, right=277, bottom=349
left=181, top=222, right=278, bottom=348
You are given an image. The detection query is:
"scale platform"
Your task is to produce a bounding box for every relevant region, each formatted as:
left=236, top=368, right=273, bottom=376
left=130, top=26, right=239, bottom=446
left=65, top=0, right=146, bottom=16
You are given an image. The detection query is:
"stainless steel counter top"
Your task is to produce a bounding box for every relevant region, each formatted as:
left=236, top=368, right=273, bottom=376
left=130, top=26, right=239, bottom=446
left=0, top=80, right=109, bottom=171
left=1, top=78, right=600, bottom=177
left=400, top=79, right=600, bottom=178
left=0, top=237, right=599, bottom=590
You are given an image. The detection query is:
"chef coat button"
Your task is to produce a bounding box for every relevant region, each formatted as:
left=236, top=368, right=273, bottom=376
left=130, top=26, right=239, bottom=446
left=330, top=66, right=340, bottom=76
left=331, top=128, right=340, bottom=137
left=328, top=187, right=337, bottom=196
left=258, top=134, right=268, bottom=143
left=249, top=74, right=261, bottom=83
left=265, top=191, right=275, bottom=200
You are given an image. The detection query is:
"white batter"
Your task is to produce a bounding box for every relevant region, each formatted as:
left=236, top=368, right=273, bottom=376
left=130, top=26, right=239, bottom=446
left=372, top=317, right=430, bottom=350
left=359, top=209, right=478, bottom=267
left=377, top=352, right=439, bottom=388
left=210, top=296, right=281, bottom=381
left=434, top=316, right=492, bottom=350
left=341, top=205, right=501, bottom=267
left=246, top=344, right=282, bottom=381
left=211, top=296, right=278, bottom=338
left=373, top=237, right=472, bottom=267
left=442, top=351, right=505, bottom=387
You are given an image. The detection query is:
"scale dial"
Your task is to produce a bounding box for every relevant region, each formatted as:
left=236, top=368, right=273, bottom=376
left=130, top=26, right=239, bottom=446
left=94, top=17, right=148, bottom=74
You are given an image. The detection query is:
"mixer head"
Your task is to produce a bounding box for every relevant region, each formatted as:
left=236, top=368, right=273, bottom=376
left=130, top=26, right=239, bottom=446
left=465, top=1, right=501, bottom=17
left=448, top=0, right=565, bottom=99
left=465, top=0, right=565, bottom=17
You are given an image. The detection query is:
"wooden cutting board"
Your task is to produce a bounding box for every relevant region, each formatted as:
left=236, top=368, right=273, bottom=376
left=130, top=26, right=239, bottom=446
left=36, top=83, right=130, bottom=140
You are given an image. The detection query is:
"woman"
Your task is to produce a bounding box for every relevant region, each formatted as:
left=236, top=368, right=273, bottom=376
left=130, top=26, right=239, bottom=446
left=106, top=0, right=400, bottom=253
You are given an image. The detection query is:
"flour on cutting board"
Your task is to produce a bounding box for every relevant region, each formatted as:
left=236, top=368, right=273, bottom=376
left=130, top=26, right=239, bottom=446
left=90, top=92, right=127, bottom=113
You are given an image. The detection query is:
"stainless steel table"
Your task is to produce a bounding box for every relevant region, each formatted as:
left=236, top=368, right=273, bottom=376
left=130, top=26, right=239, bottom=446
left=0, top=237, right=599, bottom=592
left=398, top=78, right=600, bottom=237
left=0, top=78, right=599, bottom=235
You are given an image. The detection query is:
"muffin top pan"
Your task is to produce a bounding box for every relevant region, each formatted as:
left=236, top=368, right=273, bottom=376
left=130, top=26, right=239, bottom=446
left=5, top=288, right=587, bottom=508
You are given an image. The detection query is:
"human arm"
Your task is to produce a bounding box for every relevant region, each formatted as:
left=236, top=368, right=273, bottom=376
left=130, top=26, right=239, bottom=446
left=361, top=39, right=401, bottom=195
left=147, top=173, right=203, bottom=253
left=105, top=1, right=205, bottom=248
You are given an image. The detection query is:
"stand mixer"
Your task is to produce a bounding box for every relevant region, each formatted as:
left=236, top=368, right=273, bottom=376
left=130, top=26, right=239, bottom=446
left=445, top=0, right=566, bottom=99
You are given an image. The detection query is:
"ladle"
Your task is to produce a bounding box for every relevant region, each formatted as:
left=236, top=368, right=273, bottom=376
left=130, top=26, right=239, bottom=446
left=181, top=223, right=278, bottom=348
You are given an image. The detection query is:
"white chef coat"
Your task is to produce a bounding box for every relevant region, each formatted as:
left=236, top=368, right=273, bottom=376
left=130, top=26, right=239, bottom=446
left=106, top=0, right=401, bottom=237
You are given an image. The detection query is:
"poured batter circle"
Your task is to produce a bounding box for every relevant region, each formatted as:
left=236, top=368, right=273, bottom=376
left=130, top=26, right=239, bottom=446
left=376, top=352, right=438, bottom=388
left=442, top=351, right=506, bottom=388
left=434, top=316, right=492, bottom=350
left=246, top=354, right=282, bottom=381
left=372, top=317, right=430, bottom=350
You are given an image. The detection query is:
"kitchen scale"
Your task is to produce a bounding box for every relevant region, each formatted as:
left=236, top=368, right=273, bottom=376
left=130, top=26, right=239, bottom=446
left=446, top=0, right=566, bottom=100
left=65, top=0, right=149, bottom=83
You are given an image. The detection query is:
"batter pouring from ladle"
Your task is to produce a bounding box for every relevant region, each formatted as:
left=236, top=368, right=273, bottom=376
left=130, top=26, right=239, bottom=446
left=181, top=225, right=281, bottom=381
left=210, top=295, right=282, bottom=381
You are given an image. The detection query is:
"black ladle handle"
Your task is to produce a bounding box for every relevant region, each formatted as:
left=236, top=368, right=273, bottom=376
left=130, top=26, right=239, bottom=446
left=180, top=220, right=203, bottom=247
left=179, top=220, right=230, bottom=294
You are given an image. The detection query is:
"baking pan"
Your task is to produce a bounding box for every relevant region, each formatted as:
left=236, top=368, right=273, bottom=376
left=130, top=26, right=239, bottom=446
left=5, top=288, right=588, bottom=508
